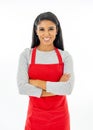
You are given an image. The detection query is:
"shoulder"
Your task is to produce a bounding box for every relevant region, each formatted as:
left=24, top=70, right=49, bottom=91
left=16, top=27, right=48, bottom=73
left=58, top=48, right=73, bottom=62
left=21, top=48, right=31, bottom=55
left=19, top=48, right=33, bottom=62
left=20, top=47, right=34, bottom=56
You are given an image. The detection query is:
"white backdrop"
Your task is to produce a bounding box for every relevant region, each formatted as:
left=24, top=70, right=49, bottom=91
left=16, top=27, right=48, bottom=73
left=0, top=0, right=93, bottom=130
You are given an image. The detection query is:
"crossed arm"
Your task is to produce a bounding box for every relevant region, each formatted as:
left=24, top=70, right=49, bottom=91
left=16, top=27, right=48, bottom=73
left=17, top=48, right=74, bottom=97
left=29, top=73, right=70, bottom=97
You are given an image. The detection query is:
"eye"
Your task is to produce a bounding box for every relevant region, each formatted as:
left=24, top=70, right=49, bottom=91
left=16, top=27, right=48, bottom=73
left=49, top=28, right=54, bottom=30
left=39, top=28, right=44, bottom=31
left=49, top=27, right=55, bottom=31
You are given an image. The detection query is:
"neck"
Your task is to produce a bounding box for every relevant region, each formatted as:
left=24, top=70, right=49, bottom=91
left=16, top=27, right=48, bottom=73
left=37, top=44, right=55, bottom=51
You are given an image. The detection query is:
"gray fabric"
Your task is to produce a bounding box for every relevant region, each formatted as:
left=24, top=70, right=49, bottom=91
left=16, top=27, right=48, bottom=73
left=17, top=47, right=74, bottom=98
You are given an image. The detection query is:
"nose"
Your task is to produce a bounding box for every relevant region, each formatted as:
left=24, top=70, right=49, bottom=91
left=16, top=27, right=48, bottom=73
left=44, top=30, right=50, bottom=36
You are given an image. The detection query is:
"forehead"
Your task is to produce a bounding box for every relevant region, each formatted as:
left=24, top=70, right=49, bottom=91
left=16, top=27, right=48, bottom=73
left=37, top=20, right=56, bottom=27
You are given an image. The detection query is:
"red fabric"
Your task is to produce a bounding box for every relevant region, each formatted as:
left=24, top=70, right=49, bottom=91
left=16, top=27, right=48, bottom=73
left=25, top=47, right=70, bottom=130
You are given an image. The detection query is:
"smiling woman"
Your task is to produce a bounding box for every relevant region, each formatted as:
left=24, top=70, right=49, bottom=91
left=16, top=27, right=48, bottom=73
left=36, top=20, right=57, bottom=48
left=17, top=11, right=74, bottom=130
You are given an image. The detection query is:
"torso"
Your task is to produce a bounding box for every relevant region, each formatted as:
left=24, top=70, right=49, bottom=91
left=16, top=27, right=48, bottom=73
left=25, top=47, right=70, bottom=130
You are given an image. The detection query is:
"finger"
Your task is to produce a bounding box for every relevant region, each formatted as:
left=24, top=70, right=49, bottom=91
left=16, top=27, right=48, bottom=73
left=64, top=73, right=70, bottom=76
left=64, top=73, right=71, bottom=77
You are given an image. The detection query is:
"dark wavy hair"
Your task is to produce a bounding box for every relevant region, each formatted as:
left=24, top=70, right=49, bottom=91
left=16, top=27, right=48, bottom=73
left=31, top=12, right=64, bottom=50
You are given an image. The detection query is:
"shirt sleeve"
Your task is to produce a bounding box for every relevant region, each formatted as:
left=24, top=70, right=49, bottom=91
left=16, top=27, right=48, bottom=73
left=16, top=48, right=42, bottom=98
left=46, top=50, right=75, bottom=95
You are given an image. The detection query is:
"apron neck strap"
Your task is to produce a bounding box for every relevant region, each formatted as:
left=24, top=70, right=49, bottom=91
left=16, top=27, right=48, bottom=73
left=31, top=47, right=36, bottom=64
left=31, top=47, right=63, bottom=64
left=55, top=47, right=63, bottom=64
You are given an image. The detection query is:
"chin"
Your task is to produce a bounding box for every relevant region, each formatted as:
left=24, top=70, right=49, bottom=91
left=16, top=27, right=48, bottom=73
left=43, top=42, right=53, bottom=45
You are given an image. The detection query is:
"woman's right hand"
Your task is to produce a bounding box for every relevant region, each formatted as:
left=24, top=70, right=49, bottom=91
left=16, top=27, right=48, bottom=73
left=59, top=73, right=71, bottom=82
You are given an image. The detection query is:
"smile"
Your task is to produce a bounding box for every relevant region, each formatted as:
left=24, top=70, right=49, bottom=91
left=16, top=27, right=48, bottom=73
left=43, top=37, right=51, bottom=41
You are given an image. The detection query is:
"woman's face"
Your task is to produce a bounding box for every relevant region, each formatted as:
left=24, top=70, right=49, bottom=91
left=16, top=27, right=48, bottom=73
left=36, top=20, right=57, bottom=46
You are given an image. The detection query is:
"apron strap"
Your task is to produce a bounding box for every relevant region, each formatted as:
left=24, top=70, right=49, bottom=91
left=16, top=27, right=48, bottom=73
left=55, top=47, right=63, bottom=64
left=31, top=47, right=63, bottom=64
left=31, top=47, right=36, bottom=64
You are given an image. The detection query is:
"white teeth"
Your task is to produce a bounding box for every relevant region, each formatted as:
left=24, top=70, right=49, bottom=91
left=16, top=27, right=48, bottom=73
left=44, top=38, right=50, bottom=41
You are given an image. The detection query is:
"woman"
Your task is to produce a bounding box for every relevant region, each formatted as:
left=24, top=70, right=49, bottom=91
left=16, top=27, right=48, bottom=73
left=17, top=12, right=74, bottom=130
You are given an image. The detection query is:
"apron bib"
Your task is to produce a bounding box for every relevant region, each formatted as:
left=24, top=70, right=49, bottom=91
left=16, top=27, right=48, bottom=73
left=25, top=47, right=70, bottom=130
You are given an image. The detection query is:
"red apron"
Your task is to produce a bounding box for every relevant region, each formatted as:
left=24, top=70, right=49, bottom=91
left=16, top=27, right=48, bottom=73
left=25, top=47, right=70, bottom=130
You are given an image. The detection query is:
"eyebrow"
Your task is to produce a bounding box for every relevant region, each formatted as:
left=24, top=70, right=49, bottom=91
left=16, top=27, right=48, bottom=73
left=38, top=26, right=56, bottom=29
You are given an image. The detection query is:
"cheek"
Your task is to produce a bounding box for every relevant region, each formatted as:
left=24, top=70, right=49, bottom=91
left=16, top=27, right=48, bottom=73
left=52, top=34, right=57, bottom=39
left=51, top=31, right=57, bottom=37
left=37, top=32, right=42, bottom=37
left=38, top=33, right=44, bottom=38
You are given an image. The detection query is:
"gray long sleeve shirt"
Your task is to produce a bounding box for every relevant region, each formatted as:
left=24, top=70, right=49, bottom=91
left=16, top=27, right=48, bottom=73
left=17, top=47, right=74, bottom=98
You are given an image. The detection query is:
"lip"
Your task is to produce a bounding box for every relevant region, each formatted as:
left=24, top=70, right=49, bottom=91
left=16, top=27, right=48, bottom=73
left=43, top=37, right=51, bottom=41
